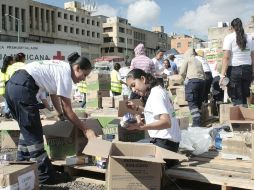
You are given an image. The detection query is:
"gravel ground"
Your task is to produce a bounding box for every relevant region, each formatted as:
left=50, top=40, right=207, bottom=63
left=40, top=181, right=105, bottom=190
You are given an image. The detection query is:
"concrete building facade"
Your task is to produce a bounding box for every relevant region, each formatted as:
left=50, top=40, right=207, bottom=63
left=170, top=34, right=205, bottom=54
left=101, top=16, right=168, bottom=59
left=0, top=0, right=102, bottom=60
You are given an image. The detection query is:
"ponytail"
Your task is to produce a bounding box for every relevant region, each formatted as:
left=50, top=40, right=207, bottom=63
left=231, top=18, right=246, bottom=50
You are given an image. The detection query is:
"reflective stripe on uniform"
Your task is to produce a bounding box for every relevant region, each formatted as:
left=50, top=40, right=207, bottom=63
left=30, top=152, right=48, bottom=162
left=27, top=142, right=44, bottom=152
left=0, top=72, right=8, bottom=95
left=18, top=145, right=29, bottom=152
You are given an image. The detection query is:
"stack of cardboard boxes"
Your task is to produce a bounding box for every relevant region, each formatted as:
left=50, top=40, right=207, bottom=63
left=86, top=72, right=111, bottom=109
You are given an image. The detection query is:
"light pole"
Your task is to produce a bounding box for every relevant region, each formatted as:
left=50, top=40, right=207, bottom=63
left=5, top=14, right=22, bottom=43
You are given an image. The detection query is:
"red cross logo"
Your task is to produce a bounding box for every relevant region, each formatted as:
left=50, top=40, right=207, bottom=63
left=53, top=51, right=65, bottom=60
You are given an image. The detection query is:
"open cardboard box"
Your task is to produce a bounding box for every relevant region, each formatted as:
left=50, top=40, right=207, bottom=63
left=83, top=139, right=187, bottom=190
left=0, top=162, right=39, bottom=190
left=230, top=106, right=254, bottom=123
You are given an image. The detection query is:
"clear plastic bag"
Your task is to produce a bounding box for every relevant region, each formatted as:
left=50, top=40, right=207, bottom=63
left=180, top=127, right=213, bottom=155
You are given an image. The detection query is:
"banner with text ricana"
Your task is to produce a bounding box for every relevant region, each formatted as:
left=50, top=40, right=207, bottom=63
left=0, top=42, right=81, bottom=67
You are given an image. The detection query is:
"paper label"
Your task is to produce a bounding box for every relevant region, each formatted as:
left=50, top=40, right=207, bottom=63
left=18, top=170, right=35, bottom=190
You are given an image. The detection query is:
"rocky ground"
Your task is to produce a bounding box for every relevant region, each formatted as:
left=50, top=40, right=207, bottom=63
left=40, top=181, right=105, bottom=190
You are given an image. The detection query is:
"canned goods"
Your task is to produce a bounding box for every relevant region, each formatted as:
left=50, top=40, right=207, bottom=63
left=120, top=113, right=137, bottom=128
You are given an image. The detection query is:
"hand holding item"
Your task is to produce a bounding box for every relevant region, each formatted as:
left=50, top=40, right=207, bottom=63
left=219, top=76, right=229, bottom=90
left=84, top=128, right=97, bottom=140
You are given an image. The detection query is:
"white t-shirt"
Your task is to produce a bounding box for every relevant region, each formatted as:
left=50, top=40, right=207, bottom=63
left=25, top=60, right=73, bottom=98
left=195, top=56, right=211, bottom=72
left=144, top=86, right=181, bottom=142
left=223, top=32, right=254, bottom=66
left=152, top=58, right=164, bottom=75
left=163, top=68, right=173, bottom=76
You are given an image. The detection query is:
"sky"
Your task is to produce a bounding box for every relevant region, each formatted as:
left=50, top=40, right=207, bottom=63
left=37, top=0, right=254, bottom=39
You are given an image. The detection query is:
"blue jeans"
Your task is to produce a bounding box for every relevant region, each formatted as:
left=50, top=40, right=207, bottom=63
left=227, top=65, right=252, bottom=105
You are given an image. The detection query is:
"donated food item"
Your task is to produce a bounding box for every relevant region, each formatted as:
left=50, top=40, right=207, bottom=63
left=120, top=113, right=137, bottom=128
left=95, top=156, right=107, bottom=169
left=220, top=77, right=229, bottom=86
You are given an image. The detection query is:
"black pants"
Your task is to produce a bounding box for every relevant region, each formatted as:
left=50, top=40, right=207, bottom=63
left=227, top=65, right=252, bottom=105
left=185, top=79, right=205, bottom=127
left=5, top=70, right=55, bottom=184
left=150, top=138, right=179, bottom=168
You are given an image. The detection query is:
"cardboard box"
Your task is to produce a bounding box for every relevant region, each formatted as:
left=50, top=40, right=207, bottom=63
left=175, top=87, right=188, bottom=106
left=118, top=99, right=143, bottom=117
left=42, top=118, right=103, bottom=160
left=177, top=117, right=189, bottom=130
left=221, top=133, right=251, bottom=160
left=102, top=119, right=145, bottom=142
left=219, top=104, right=234, bottom=123
left=230, top=106, right=254, bottom=123
left=113, top=95, right=128, bottom=108
left=0, top=121, right=20, bottom=149
left=86, top=90, right=110, bottom=108
left=0, top=162, right=39, bottom=190
left=86, top=73, right=111, bottom=91
left=83, top=139, right=187, bottom=190
left=168, top=74, right=183, bottom=86
left=102, top=97, right=114, bottom=108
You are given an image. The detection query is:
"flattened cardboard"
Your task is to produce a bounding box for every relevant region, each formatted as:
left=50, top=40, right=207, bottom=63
left=83, top=139, right=112, bottom=158
left=230, top=106, right=254, bottom=123
left=118, top=99, right=143, bottom=117
left=42, top=120, right=74, bottom=138
left=220, top=104, right=234, bottom=123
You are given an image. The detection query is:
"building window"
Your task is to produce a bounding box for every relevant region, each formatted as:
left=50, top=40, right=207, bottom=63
left=87, top=19, right=90, bottom=24
left=127, top=29, right=132, bottom=35
left=76, top=28, right=79, bottom=34
left=119, top=37, right=125, bottom=43
left=58, top=12, right=61, bottom=18
left=70, top=15, right=73, bottom=21
left=64, top=13, right=67, bottom=19
left=97, top=21, right=100, bottom=26
left=92, top=20, right=95, bottom=25
left=128, top=39, right=132, bottom=44
left=104, top=37, right=113, bottom=43
left=188, top=42, right=192, bottom=47
left=82, top=29, right=85, bottom=35
left=51, top=11, right=55, bottom=33
left=21, top=9, right=26, bottom=32
left=97, top=33, right=100, bottom=38
left=35, top=7, right=39, bottom=29
left=76, top=16, right=79, bottom=22
left=118, top=47, right=123, bottom=53
left=105, top=47, right=114, bottom=53
left=64, top=26, right=68, bottom=32
left=40, top=8, right=44, bottom=31
left=9, top=6, right=13, bottom=31
left=29, top=6, right=33, bottom=29
left=119, top=27, right=125, bottom=33
left=81, top=17, right=84, bottom=23
left=70, top=27, right=73, bottom=33
left=177, top=42, right=181, bottom=48
left=87, top=30, right=90, bottom=36
left=2, top=4, right=6, bottom=30
left=58, top=25, right=62, bottom=31
left=103, top=27, right=113, bottom=32
left=92, top=31, right=95, bottom=37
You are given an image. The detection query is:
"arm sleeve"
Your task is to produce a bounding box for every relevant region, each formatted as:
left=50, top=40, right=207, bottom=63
left=223, top=35, right=231, bottom=50
left=150, top=89, right=169, bottom=117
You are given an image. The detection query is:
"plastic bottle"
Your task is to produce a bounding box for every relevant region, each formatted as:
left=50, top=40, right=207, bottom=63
left=215, top=132, right=222, bottom=150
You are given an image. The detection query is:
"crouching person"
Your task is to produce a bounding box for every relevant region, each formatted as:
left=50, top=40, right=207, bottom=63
left=5, top=52, right=96, bottom=185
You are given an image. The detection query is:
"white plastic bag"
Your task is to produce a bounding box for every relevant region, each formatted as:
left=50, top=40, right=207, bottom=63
left=180, top=127, right=213, bottom=155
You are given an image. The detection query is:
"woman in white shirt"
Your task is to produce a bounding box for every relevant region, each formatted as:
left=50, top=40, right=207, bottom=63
left=221, top=18, right=254, bottom=106
left=5, top=52, right=96, bottom=185
left=125, top=68, right=181, bottom=168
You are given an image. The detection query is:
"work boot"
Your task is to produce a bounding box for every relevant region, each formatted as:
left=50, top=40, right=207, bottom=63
left=42, top=172, right=72, bottom=185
